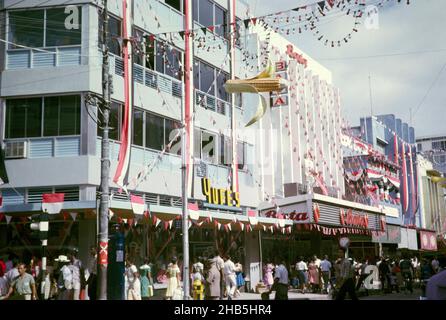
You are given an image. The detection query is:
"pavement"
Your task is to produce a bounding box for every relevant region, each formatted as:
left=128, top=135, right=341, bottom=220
left=232, top=288, right=423, bottom=300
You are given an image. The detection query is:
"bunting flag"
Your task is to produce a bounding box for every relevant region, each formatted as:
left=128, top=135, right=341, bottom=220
left=169, top=220, right=173, bottom=229
left=113, top=0, right=133, bottom=188
left=42, top=193, right=65, bottom=214
left=5, top=215, right=12, bottom=224
left=240, top=222, right=245, bottom=231
left=188, top=203, right=200, bottom=220
left=155, top=217, right=162, bottom=228
left=130, top=194, right=146, bottom=215
left=394, top=133, right=399, bottom=164
left=248, top=210, right=258, bottom=225
left=401, top=143, right=409, bottom=213
left=69, top=212, right=77, bottom=221
left=109, top=209, right=114, bottom=220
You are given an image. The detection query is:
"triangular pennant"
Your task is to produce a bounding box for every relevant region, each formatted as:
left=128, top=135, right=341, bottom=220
left=270, top=226, right=274, bottom=233
left=227, top=223, right=232, bottom=232
left=208, top=25, right=215, bottom=32
left=263, top=225, right=267, bottom=232
left=217, top=222, right=221, bottom=230
left=201, top=27, right=207, bottom=34
left=164, top=221, right=169, bottom=230
left=169, top=220, right=173, bottom=229
left=5, top=215, right=12, bottom=224
left=251, top=18, right=257, bottom=25
left=155, top=217, right=161, bottom=228
left=178, top=31, right=185, bottom=39
left=188, top=220, right=192, bottom=230
left=240, top=222, right=245, bottom=231
left=69, top=212, right=77, bottom=221
left=243, top=19, right=250, bottom=29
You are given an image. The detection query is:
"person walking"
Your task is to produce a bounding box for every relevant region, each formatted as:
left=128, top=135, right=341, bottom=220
left=192, top=261, right=205, bottom=300
left=223, top=255, right=237, bottom=300
left=68, top=250, right=84, bottom=300
left=140, top=258, right=153, bottom=300
left=263, top=260, right=274, bottom=289
left=125, top=258, right=141, bottom=300
left=320, top=255, right=332, bottom=294
left=269, top=257, right=289, bottom=300
left=234, top=261, right=244, bottom=297
left=378, top=257, right=391, bottom=293
left=355, top=258, right=369, bottom=292
left=205, top=258, right=221, bottom=300
left=165, top=256, right=181, bottom=300
left=400, top=255, right=414, bottom=293
left=295, top=256, right=308, bottom=293
left=431, top=256, right=440, bottom=274
left=4, top=263, right=37, bottom=300
left=308, top=258, right=321, bottom=293
left=335, top=250, right=358, bottom=301
left=55, top=255, right=73, bottom=300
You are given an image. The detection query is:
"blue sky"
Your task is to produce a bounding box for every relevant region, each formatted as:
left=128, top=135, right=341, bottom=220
left=254, top=0, right=446, bottom=138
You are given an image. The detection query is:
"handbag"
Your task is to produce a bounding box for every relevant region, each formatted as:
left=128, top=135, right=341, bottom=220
left=172, top=287, right=183, bottom=300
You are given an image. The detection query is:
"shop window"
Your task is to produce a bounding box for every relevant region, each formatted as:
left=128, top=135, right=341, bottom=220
left=199, top=61, right=215, bottom=95
left=133, top=109, right=144, bottom=147
left=8, top=8, right=82, bottom=49
left=46, top=8, right=82, bottom=47
left=146, top=113, right=164, bottom=151
left=6, top=98, right=42, bottom=138
left=199, top=0, right=213, bottom=28
left=8, top=10, right=44, bottom=48
left=99, top=14, right=121, bottom=55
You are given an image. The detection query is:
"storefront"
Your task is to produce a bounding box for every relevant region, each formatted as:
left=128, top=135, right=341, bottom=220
left=258, top=193, right=386, bottom=261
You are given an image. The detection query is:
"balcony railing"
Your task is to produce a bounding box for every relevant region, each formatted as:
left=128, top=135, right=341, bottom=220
left=6, top=46, right=82, bottom=70
left=195, top=89, right=230, bottom=116
left=109, top=53, right=183, bottom=98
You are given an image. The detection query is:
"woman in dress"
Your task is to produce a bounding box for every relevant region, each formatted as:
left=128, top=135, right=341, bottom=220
left=263, top=260, right=274, bottom=289
left=165, top=256, right=181, bottom=300
left=140, top=258, right=153, bottom=300
left=308, top=259, right=320, bottom=293
left=125, top=258, right=141, bottom=300
left=234, top=262, right=244, bottom=297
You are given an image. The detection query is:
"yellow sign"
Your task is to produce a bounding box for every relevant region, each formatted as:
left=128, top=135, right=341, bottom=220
left=201, top=178, right=240, bottom=207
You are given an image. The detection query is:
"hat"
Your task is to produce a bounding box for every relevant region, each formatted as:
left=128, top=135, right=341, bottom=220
left=54, top=255, right=70, bottom=263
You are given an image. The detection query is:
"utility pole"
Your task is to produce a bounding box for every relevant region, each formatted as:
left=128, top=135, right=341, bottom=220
left=97, top=0, right=111, bottom=300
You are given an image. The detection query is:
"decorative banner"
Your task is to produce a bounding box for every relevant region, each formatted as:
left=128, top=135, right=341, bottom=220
left=248, top=209, right=258, bottom=225
left=42, top=193, right=65, bottom=214
left=130, top=194, right=146, bottom=215
left=99, top=241, right=108, bottom=265
left=155, top=217, right=161, bottom=228
left=313, top=203, right=320, bottom=223
left=169, top=220, right=173, bottom=229
left=401, top=143, right=409, bottom=213
left=420, top=230, right=437, bottom=251
left=5, top=215, right=12, bottom=224
left=69, top=212, right=78, bottom=221
left=188, top=202, right=200, bottom=220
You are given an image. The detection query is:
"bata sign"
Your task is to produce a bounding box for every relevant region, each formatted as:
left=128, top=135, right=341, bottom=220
left=261, top=203, right=310, bottom=224
left=339, top=208, right=369, bottom=229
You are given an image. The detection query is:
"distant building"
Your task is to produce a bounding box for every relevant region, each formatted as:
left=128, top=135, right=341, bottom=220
left=416, top=135, right=446, bottom=178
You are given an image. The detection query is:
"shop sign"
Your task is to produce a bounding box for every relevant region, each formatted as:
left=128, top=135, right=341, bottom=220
left=275, top=61, right=287, bottom=71
left=420, top=231, right=437, bottom=251
left=285, top=44, right=308, bottom=68
left=271, top=95, right=288, bottom=107
left=339, top=208, right=369, bottom=229
left=201, top=177, right=240, bottom=207
left=261, top=202, right=309, bottom=224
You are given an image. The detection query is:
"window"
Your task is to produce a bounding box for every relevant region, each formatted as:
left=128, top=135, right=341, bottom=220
left=46, top=8, right=81, bottom=46
left=133, top=109, right=144, bottom=147
left=99, top=14, right=121, bottom=55
left=417, top=143, right=422, bottom=152
left=220, top=135, right=232, bottom=166
left=194, top=60, right=230, bottom=101
left=8, top=8, right=81, bottom=49
left=165, top=118, right=181, bottom=155
left=165, top=0, right=181, bottom=12
left=146, top=113, right=164, bottom=151
left=216, top=72, right=229, bottom=102
left=432, top=140, right=446, bottom=151
left=6, top=96, right=80, bottom=139
left=200, top=62, right=215, bottom=95
left=98, top=102, right=123, bottom=140
left=193, top=0, right=228, bottom=38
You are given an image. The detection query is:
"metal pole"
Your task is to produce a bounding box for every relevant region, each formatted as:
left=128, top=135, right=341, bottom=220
left=182, top=0, right=192, bottom=300
left=98, top=0, right=111, bottom=300
left=40, top=212, right=49, bottom=299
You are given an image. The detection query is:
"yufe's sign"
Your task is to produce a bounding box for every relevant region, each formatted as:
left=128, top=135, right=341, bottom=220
left=339, top=208, right=369, bottom=229
left=201, top=178, right=240, bottom=207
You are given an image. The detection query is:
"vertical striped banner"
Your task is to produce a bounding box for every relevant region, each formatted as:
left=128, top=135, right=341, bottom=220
left=401, top=142, right=409, bottom=214
left=408, top=145, right=417, bottom=223
left=113, top=0, right=133, bottom=188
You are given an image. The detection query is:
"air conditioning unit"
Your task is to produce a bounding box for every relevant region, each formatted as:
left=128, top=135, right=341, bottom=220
left=5, top=141, right=27, bottom=159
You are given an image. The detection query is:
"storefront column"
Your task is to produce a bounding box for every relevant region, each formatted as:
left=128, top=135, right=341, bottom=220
left=78, top=219, right=96, bottom=264
left=245, top=231, right=261, bottom=292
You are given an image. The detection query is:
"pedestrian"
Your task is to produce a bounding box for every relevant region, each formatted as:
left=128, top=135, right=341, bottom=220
left=4, top=263, right=37, bottom=300
left=335, top=249, right=358, bottom=301
left=165, top=256, right=181, bottom=300
left=320, top=255, right=332, bottom=294
left=355, top=258, right=369, bottom=292
left=431, top=256, right=440, bottom=274
left=55, top=255, right=73, bottom=300
left=4, top=260, right=19, bottom=289
left=295, top=256, right=308, bottom=293
left=426, top=268, right=446, bottom=300
left=269, top=257, right=289, bottom=300
left=192, top=261, right=204, bottom=300
left=223, top=255, right=237, bottom=300
left=308, top=258, right=321, bottom=293
left=213, top=251, right=225, bottom=299
left=86, top=245, right=97, bottom=300
left=420, top=259, right=434, bottom=297
left=205, top=258, right=221, bottom=300
left=378, top=257, right=391, bottom=293
left=68, top=250, right=85, bottom=300
left=125, top=257, right=141, bottom=300
left=140, top=258, right=154, bottom=300
left=234, top=261, right=244, bottom=297
left=263, top=260, right=274, bottom=289
left=399, top=255, right=414, bottom=293
left=390, top=261, right=402, bottom=293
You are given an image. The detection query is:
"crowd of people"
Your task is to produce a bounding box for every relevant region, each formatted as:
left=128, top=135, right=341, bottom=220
left=262, top=251, right=445, bottom=300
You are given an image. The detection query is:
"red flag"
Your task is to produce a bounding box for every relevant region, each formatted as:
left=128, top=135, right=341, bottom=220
left=42, top=193, right=65, bottom=214
left=130, top=194, right=145, bottom=215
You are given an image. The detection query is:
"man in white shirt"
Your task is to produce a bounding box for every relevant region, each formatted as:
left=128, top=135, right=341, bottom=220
left=223, top=255, right=237, bottom=300
left=270, top=257, right=289, bottom=300
left=320, top=255, right=332, bottom=293
left=295, top=256, right=308, bottom=293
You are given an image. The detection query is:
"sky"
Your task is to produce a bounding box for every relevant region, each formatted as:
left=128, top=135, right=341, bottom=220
left=253, top=0, right=446, bottom=138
